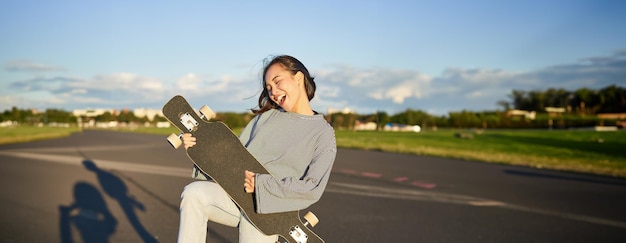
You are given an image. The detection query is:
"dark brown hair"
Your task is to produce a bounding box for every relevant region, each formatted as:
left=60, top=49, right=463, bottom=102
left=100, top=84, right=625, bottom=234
left=252, top=55, right=316, bottom=114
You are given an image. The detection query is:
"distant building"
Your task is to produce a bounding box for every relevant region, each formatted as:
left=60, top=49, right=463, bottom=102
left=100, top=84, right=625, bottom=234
left=72, top=108, right=117, bottom=118
left=506, top=109, right=536, bottom=120
left=133, top=108, right=163, bottom=121
left=384, top=123, right=421, bottom=132
left=597, top=113, right=626, bottom=128
left=327, top=107, right=355, bottom=114
left=156, top=122, right=171, bottom=128
left=72, top=108, right=163, bottom=121
left=545, top=107, right=566, bottom=113
left=0, top=121, right=17, bottom=127
left=354, top=121, right=377, bottom=131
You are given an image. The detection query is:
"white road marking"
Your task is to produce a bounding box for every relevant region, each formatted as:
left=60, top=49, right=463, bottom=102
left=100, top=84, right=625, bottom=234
left=326, top=182, right=499, bottom=206
left=3, top=148, right=626, bottom=229
left=326, top=182, right=626, bottom=229
left=0, top=144, right=161, bottom=153
left=0, top=150, right=190, bottom=178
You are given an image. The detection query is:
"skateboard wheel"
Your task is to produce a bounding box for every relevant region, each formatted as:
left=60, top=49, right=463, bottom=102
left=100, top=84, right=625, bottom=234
left=303, top=211, right=319, bottom=228
left=167, top=133, right=182, bottom=149
left=199, top=105, right=216, bottom=121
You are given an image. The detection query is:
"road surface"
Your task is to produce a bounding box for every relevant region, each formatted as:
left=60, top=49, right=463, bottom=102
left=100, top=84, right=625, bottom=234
left=1, top=130, right=625, bottom=242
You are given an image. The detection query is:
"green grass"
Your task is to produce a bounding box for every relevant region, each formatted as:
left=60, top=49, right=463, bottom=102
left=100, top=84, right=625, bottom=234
left=2, top=126, right=625, bottom=178
left=336, top=129, right=626, bottom=177
left=0, top=126, right=81, bottom=145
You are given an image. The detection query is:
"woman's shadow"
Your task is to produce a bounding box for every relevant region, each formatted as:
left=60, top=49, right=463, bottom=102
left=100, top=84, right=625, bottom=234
left=81, top=160, right=158, bottom=243
left=59, top=182, right=117, bottom=243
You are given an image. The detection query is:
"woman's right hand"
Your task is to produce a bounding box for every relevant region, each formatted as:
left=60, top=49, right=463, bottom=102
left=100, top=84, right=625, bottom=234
left=181, top=133, right=196, bottom=149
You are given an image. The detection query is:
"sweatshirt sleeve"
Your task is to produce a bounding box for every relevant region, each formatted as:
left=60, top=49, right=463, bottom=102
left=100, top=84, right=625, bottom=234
left=254, top=130, right=336, bottom=214
left=238, top=115, right=259, bottom=146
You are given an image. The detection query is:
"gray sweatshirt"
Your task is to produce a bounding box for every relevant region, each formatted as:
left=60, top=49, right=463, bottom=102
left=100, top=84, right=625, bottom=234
left=239, top=109, right=337, bottom=214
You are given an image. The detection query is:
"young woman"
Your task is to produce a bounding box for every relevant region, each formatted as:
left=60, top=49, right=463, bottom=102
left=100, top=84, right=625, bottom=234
left=177, top=55, right=337, bottom=242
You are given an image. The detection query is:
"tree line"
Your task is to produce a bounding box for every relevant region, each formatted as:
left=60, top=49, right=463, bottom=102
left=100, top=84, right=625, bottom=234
left=0, top=107, right=255, bottom=129
left=2, top=85, right=624, bottom=129
left=498, top=85, right=625, bottom=114
left=331, top=85, right=625, bottom=130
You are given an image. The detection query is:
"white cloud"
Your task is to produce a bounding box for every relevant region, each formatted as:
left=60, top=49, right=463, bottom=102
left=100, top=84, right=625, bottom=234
left=466, top=91, right=484, bottom=99
left=432, top=68, right=520, bottom=100
left=176, top=73, right=201, bottom=90
left=4, top=60, right=66, bottom=72
left=176, top=73, right=247, bottom=94
left=3, top=72, right=168, bottom=110
left=2, top=50, right=623, bottom=114
left=385, top=80, right=427, bottom=103
left=317, top=66, right=431, bottom=105
left=316, top=85, right=340, bottom=98
left=388, top=87, right=413, bottom=103
left=0, top=95, right=22, bottom=109
left=311, top=50, right=624, bottom=115
left=70, top=89, right=87, bottom=94
left=442, top=67, right=518, bottom=84
left=88, top=72, right=164, bottom=93
left=209, top=75, right=236, bottom=93
left=172, top=72, right=263, bottom=111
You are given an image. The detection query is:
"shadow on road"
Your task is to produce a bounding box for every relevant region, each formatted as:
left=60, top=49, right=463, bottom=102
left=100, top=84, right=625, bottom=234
left=83, top=160, right=159, bottom=243
left=59, top=182, right=118, bottom=243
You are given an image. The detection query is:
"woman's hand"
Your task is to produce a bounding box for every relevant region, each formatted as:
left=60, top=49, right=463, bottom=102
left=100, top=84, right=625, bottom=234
left=181, top=133, right=196, bottom=149
left=244, top=170, right=256, bottom=193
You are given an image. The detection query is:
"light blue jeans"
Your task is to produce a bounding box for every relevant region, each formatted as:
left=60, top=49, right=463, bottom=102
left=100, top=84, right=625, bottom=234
left=177, top=181, right=278, bottom=243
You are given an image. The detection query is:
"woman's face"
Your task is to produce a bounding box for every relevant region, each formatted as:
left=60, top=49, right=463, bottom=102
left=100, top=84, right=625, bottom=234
left=264, top=64, right=309, bottom=114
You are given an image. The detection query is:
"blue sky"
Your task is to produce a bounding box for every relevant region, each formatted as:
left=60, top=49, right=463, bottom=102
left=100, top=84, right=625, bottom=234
left=1, top=0, right=625, bottom=115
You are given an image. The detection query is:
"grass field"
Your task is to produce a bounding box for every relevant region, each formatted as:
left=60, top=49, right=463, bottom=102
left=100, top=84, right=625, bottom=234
left=0, top=126, right=81, bottom=145
left=2, top=126, right=625, bottom=178
left=335, top=129, right=626, bottom=178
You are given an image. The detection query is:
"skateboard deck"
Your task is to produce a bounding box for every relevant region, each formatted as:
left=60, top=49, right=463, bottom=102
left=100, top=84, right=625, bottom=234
left=162, top=95, right=323, bottom=243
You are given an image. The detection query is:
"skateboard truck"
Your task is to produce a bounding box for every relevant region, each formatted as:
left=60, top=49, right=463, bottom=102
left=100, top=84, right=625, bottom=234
left=167, top=105, right=216, bottom=149
left=288, top=212, right=319, bottom=243
left=180, top=112, right=198, bottom=132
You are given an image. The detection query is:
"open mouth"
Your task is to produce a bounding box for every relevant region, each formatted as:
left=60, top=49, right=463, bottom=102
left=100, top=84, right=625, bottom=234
left=275, top=95, right=286, bottom=106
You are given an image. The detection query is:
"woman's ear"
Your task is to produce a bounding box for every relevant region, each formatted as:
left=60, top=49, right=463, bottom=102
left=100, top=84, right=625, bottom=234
left=295, top=71, right=304, bottom=85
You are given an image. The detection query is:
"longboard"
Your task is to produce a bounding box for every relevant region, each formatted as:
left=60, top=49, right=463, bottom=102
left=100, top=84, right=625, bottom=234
left=162, top=95, right=323, bottom=243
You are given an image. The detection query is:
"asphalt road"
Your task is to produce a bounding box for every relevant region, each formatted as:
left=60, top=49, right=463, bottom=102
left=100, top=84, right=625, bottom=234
left=1, top=130, right=625, bottom=242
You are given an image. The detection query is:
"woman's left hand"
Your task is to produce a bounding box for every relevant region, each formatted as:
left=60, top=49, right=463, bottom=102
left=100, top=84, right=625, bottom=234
left=244, top=170, right=256, bottom=193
